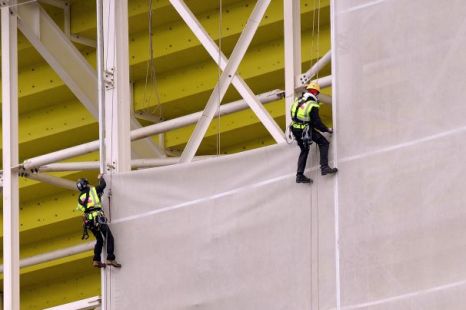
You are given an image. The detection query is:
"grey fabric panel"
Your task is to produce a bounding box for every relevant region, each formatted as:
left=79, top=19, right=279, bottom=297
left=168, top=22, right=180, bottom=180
left=109, top=144, right=336, bottom=309
left=334, top=0, right=466, bottom=308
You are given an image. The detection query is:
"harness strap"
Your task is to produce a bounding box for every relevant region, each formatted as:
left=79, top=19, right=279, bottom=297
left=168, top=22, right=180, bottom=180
left=293, top=98, right=307, bottom=123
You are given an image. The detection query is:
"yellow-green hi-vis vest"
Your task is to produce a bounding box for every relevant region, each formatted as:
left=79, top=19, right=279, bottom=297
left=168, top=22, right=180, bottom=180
left=77, top=187, right=103, bottom=220
left=290, top=95, right=320, bottom=129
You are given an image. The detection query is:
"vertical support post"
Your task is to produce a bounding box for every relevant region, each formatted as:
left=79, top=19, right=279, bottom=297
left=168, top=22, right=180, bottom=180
left=99, top=0, right=132, bottom=308
left=102, top=0, right=131, bottom=173
left=95, top=1, right=107, bottom=308
left=96, top=0, right=106, bottom=174
left=2, top=1, right=20, bottom=309
left=283, top=0, right=302, bottom=127
left=330, top=0, right=341, bottom=309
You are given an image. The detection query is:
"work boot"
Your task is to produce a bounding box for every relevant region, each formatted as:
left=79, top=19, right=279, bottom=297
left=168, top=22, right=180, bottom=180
left=93, top=260, right=106, bottom=268
left=296, top=174, right=313, bottom=184
left=106, top=260, right=122, bottom=268
left=321, top=166, right=338, bottom=175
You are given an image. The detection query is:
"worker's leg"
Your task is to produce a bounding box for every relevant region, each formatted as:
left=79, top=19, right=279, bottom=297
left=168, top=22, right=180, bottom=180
left=90, top=226, right=104, bottom=262
left=292, top=127, right=309, bottom=175
left=312, top=129, right=329, bottom=167
left=100, top=224, right=121, bottom=267
left=100, top=224, right=115, bottom=260
left=312, top=129, right=337, bottom=175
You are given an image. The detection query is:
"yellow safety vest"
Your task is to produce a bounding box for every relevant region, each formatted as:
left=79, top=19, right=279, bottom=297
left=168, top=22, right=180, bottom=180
left=77, top=187, right=103, bottom=220
left=290, top=97, right=320, bottom=129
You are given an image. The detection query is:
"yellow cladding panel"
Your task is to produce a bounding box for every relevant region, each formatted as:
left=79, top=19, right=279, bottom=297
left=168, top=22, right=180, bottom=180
left=20, top=256, right=99, bottom=309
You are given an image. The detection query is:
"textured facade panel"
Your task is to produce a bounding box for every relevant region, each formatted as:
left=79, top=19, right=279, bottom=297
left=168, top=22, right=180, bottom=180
left=109, top=144, right=336, bottom=309
left=333, top=0, right=466, bottom=308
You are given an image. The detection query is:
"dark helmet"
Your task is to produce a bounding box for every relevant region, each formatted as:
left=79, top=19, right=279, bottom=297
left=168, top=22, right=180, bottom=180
left=76, top=178, right=89, bottom=191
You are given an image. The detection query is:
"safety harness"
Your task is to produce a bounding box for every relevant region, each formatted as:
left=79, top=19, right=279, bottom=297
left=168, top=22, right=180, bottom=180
left=290, top=93, right=319, bottom=145
left=78, top=189, right=107, bottom=239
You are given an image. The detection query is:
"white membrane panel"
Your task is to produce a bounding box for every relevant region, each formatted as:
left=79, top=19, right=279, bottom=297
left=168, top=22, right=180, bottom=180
left=333, top=0, right=466, bottom=308
left=108, top=144, right=336, bottom=309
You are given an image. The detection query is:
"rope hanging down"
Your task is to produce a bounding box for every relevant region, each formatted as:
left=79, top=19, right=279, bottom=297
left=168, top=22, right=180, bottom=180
left=309, top=0, right=322, bottom=79
left=143, top=0, right=163, bottom=120
left=216, top=0, right=223, bottom=156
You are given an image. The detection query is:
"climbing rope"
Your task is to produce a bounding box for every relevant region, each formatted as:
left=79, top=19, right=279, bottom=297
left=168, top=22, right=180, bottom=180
left=143, top=0, right=163, bottom=121
left=316, top=0, right=321, bottom=79
left=309, top=0, right=322, bottom=79
left=216, top=0, right=223, bottom=156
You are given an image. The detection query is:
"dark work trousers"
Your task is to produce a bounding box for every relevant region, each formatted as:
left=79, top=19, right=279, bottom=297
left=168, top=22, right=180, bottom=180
left=90, top=223, right=116, bottom=261
left=292, top=127, right=330, bottom=174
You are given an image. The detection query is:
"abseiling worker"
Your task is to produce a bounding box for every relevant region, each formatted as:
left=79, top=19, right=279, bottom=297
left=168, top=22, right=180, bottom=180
left=290, top=81, right=338, bottom=184
left=76, top=174, right=121, bottom=268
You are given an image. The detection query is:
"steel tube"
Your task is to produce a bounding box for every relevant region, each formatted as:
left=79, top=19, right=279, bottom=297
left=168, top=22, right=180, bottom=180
left=0, top=242, right=94, bottom=273
left=22, top=81, right=330, bottom=170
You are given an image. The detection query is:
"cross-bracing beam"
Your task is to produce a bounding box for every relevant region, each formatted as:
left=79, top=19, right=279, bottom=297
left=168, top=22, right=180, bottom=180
left=180, top=0, right=272, bottom=163
left=15, top=2, right=165, bottom=158
left=21, top=77, right=331, bottom=172
left=169, top=0, right=285, bottom=145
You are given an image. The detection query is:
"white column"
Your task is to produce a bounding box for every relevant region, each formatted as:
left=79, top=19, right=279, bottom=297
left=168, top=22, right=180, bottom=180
left=180, top=0, right=271, bottom=163
left=2, top=1, right=20, bottom=309
left=102, top=0, right=131, bottom=173
left=283, top=0, right=302, bottom=127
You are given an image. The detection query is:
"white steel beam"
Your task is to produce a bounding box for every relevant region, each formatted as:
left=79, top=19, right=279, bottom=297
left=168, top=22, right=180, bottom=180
left=25, top=172, right=77, bottom=191
left=17, top=2, right=98, bottom=116
left=101, top=0, right=132, bottom=173
left=22, top=90, right=282, bottom=169
left=37, top=156, right=216, bottom=171
left=319, top=93, right=332, bottom=105
left=15, top=3, right=164, bottom=158
left=44, top=296, right=101, bottom=310
left=0, top=243, right=95, bottom=273
left=170, top=0, right=285, bottom=144
left=299, top=50, right=332, bottom=86
left=21, top=84, right=330, bottom=170
left=96, top=0, right=106, bottom=175
left=2, top=1, right=20, bottom=308
left=283, top=0, right=302, bottom=127
left=180, top=0, right=272, bottom=163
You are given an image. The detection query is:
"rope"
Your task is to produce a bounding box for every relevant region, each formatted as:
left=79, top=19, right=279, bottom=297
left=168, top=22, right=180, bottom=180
left=309, top=0, right=317, bottom=70
left=216, top=0, right=223, bottom=156
left=143, top=0, right=163, bottom=121
left=316, top=0, right=321, bottom=79
left=309, top=0, right=322, bottom=79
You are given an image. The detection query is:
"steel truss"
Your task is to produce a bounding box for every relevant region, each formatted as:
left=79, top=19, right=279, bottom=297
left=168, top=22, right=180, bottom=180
left=1, top=0, right=332, bottom=308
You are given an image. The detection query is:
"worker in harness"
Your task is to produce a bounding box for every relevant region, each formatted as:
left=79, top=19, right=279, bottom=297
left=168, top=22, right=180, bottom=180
left=77, top=174, right=121, bottom=268
left=290, top=81, right=338, bottom=183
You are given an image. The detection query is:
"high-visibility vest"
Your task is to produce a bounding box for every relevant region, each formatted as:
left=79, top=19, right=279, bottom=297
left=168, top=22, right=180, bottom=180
left=77, top=187, right=103, bottom=220
left=290, top=94, right=320, bottom=129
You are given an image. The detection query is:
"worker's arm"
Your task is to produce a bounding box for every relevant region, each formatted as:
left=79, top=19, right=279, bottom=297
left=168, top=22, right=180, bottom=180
left=95, top=175, right=107, bottom=196
left=310, top=108, right=330, bottom=132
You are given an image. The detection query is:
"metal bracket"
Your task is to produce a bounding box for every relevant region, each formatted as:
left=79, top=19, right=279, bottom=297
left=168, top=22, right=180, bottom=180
left=298, top=72, right=310, bottom=86
left=106, top=163, right=116, bottom=171
left=104, top=69, right=115, bottom=90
